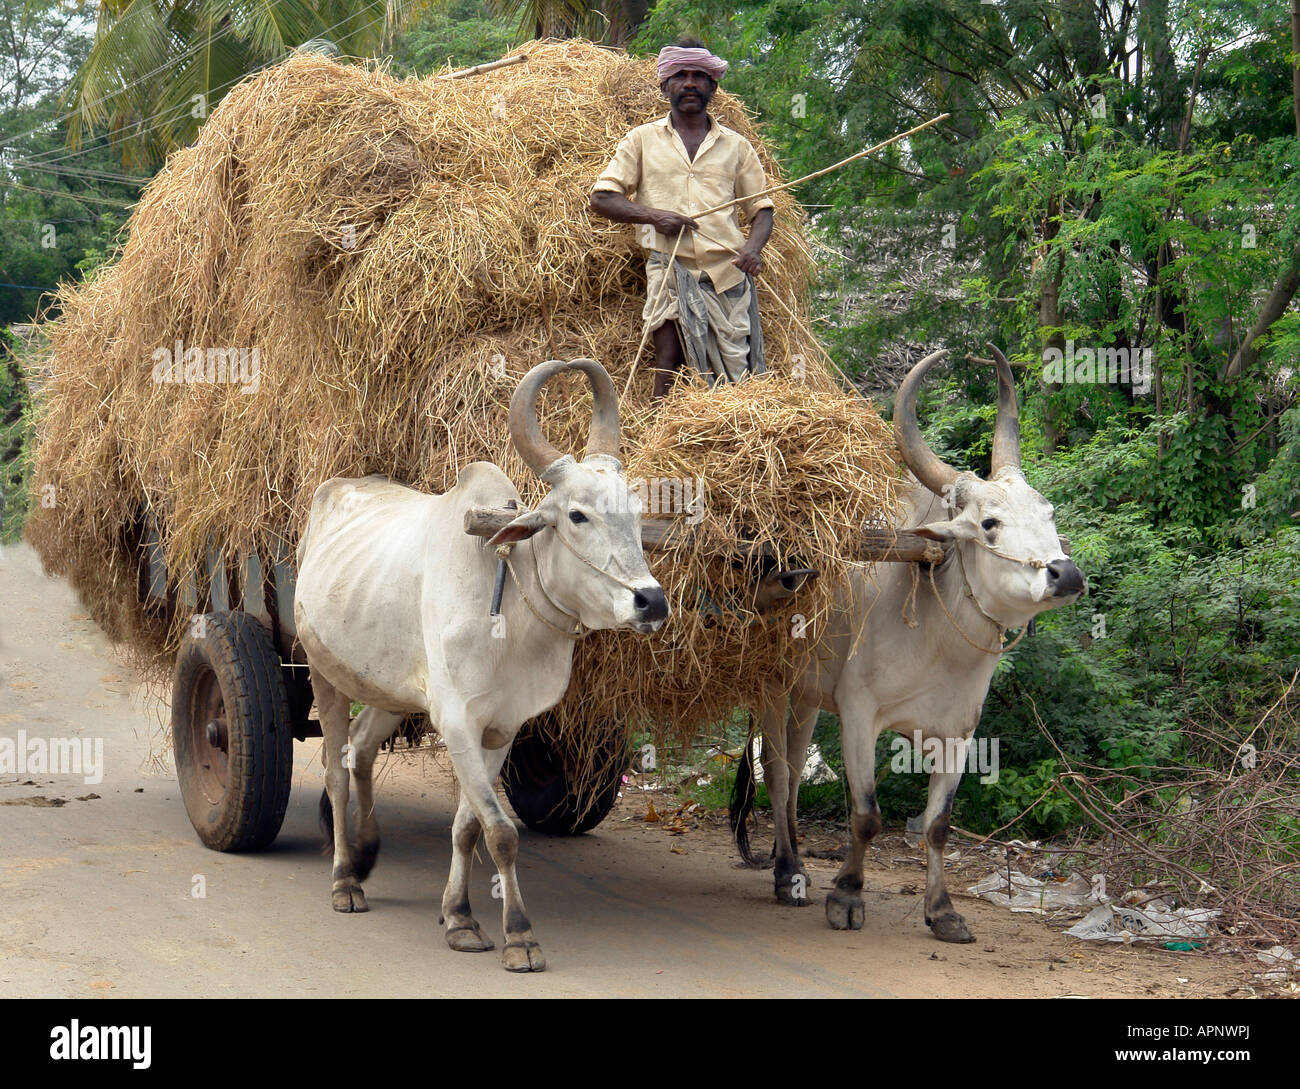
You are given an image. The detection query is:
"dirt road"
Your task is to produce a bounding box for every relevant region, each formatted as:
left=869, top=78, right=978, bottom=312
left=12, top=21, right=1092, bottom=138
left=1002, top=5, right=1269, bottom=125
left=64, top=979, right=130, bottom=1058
left=0, top=542, right=1249, bottom=998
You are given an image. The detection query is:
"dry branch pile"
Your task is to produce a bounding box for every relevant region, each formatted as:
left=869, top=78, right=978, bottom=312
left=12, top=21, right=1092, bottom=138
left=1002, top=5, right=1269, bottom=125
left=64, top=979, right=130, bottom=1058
left=1019, top=682, right=1300, bottom=958
left=26, top=40, right=900, bottom=765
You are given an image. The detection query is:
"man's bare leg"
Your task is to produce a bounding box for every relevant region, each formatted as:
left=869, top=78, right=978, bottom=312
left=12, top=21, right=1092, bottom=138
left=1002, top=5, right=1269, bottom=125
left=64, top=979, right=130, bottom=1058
left=652, top=320, right=687, bottom=400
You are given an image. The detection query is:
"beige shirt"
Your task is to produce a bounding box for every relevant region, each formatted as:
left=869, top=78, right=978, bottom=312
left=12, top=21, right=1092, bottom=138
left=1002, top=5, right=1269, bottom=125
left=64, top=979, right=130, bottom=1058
left=592, top=113, right=775, bottom=294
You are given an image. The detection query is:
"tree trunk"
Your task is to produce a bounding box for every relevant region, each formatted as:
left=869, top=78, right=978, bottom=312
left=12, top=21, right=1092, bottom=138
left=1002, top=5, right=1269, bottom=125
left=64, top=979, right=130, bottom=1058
left=1039, top=195, right=1066, bottom=452
left=603, top=0, right=650, bottom=45
left=1221, top=2, right=1300, bottom=380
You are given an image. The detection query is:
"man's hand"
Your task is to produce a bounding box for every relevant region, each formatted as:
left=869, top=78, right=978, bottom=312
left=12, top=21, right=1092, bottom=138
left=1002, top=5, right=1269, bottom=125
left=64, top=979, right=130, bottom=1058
left=732, top=243, right=763, bottom=276
left=732, top=207, right=773, bottom=277
left=648, top=209, right=699, bottom=237
left=590, top=191, right=698, bottom=238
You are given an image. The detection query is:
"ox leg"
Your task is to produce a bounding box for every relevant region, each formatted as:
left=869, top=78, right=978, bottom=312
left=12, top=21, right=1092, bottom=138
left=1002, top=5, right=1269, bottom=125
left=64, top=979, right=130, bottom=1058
left=349, top=707, right=405, bottom=882
left=441, top=728, right=545, bottom=972
left=439, top=793, right=495, bottom=953
left=768, top=700, right=817, bottom=907
left=923, top=761, right=975, bottom=943
left=759, top=706, right=790, bottom=888
left=826, top=697, right=881, bottom=931
left=313, top=673, right=367, bottom=913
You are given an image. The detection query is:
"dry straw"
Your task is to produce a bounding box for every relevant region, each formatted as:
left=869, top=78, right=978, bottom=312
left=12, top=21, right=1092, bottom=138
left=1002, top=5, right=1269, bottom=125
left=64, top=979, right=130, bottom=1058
left=26, top=40, right=901, bottom=781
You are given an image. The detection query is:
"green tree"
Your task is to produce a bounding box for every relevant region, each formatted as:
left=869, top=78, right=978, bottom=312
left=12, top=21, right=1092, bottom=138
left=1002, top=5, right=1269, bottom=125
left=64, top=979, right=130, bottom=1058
left=1, top=0, right=135, bottom=324
left=63, top=0, right=436, bottom=168
left=391, top=0, right=518, bottom=74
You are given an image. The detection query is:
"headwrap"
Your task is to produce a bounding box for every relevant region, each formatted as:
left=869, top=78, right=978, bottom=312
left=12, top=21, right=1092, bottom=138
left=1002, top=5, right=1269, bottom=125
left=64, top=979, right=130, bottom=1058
left=656, top=45, right=728, bottom=83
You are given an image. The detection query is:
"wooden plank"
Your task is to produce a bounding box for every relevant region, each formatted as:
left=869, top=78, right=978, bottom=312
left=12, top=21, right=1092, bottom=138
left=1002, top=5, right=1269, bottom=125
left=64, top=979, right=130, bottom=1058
left=439, top=53, right=528, bottom=80
left=463, top=506, right=947, bottom=564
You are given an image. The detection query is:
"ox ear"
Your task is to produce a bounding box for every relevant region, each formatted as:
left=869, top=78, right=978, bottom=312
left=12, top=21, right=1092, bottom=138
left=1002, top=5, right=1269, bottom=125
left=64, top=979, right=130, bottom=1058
left=913, top=518, right=979, bottom=544
left=488, top=507, right=555, bottom=546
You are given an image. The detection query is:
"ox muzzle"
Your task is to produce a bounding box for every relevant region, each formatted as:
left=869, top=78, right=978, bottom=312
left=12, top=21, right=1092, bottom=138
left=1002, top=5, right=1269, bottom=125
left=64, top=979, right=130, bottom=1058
left=1047, top=558, right=1086, bottom=599
left=632, top=585, right=669, bottom=630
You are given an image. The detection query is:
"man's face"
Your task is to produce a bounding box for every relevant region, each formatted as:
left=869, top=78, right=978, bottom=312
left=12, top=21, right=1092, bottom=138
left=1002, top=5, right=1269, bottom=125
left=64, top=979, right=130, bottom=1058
left=662, top=68, right=716, bottom=114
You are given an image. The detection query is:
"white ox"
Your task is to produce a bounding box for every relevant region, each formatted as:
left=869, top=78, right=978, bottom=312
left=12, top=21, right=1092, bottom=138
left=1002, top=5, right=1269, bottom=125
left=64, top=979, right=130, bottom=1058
left=294, top=358, right=668, bottom=972
left=737, top=346, right=1085, bottom=943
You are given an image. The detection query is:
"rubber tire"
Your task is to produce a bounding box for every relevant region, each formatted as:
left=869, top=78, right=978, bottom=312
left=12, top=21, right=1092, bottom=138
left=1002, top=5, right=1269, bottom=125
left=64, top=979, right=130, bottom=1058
left=172, top=612, right=294, bottom=851
left=502, top=726, right=624, bottom=836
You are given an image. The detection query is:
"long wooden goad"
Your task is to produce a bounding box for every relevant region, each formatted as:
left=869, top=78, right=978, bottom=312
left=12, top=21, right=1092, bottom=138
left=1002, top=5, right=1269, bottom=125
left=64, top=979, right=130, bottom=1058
left=463, top=505, right=948, bottom=564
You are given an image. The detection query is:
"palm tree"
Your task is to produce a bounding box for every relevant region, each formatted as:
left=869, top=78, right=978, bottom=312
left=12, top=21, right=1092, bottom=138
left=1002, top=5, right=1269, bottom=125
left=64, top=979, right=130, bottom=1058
left=486, top=0, right=649, bottom=45
left=64, top=0, right=434, bottom=168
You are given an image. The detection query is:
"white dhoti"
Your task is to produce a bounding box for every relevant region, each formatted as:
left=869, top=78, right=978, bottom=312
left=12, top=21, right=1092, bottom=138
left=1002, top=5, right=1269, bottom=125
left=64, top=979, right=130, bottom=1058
left=643, top=254, right=765, bottom=385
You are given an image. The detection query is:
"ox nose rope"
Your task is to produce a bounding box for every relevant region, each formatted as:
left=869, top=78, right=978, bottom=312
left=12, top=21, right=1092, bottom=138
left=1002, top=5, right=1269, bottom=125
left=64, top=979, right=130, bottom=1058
left=550, top=523, right=648, bottom=593
left=496, top=542, right=589, bottom=640
left=927, top=542, right=1039, bottom=655
left=493, top=525, right=647, bottom=640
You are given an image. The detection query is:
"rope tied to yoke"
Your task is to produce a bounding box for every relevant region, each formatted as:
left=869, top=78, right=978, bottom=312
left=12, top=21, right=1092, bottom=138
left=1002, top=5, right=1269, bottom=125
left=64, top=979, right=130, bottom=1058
left=493, top=524, right=644, bottom=640
left=913, top=536, right=1043, bottom=655
left=495, top=540, right=588, bottom=640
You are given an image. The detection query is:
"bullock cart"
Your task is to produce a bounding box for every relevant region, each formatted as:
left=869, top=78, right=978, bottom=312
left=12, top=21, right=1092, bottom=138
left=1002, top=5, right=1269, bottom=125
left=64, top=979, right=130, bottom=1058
left=140, top=504, right=944, bottom=853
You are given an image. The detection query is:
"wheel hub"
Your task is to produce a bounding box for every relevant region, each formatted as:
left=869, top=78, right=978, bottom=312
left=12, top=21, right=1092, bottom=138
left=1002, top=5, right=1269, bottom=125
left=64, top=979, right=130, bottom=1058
left=205, top=718, right=228, bottom=750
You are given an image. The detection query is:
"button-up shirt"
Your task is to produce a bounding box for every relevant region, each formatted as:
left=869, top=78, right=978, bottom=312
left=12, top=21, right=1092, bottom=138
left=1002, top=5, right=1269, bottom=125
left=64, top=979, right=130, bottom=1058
left=592, top=113, right=775, bottom=294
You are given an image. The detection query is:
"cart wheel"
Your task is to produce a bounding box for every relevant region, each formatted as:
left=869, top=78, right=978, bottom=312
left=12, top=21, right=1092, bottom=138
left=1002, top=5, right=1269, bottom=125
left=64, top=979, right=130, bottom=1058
left=502, top=722, right=624, bottom=836
left=172, top=611, right=294, bottom=851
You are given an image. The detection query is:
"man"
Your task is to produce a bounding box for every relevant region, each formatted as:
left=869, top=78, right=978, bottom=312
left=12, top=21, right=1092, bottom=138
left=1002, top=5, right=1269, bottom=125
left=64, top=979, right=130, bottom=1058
left=590, top=37, right=775, bottom=398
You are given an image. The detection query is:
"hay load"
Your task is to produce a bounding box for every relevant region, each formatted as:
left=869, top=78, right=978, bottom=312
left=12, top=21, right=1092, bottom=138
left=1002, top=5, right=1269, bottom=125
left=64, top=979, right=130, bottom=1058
left=552, top=377, right=900, bottom=761
left=26, top=39, right=901, bottom=758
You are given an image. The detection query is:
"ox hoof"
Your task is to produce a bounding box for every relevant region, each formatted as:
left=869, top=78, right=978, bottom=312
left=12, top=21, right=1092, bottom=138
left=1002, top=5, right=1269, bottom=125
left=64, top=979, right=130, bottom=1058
left=502, top=939, right=546, bottom=973
left=775, top=875, right=810, bottom=907
left=825, top=891, right=864, bottom=930
left=445, top=922, right=495, bottom=953
left=332, top=884, right=369, bottom=913
left=930, top=913, right=975, bottom=944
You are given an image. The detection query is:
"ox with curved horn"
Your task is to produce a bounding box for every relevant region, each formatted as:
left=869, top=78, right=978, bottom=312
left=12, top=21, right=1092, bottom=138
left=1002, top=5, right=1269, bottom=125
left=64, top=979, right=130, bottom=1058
left=293, top=355, right=665, bottom=974
left=738, top=342, right=1086, bottom=949
left=893, top=348, right=961, bottom=496
left=894, top=344, right=1025, bottom=492
left=986, top=342, right=1022, bottom=478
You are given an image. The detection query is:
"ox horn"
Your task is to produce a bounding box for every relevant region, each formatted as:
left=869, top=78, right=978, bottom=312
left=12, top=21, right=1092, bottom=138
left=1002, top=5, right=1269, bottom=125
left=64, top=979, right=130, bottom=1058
left=894, top=349, right=960, bottom=496
left=567, top=357, right=621, bottom=462
left=986, top=343, right=1022, bottom=477
left=508, top=357, right=621, bottom=476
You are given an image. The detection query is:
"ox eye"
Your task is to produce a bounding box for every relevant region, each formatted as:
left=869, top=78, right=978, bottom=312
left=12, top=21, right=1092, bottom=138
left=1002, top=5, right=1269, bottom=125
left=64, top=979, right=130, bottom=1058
left=981, top=518, right=999, bottom=532
left=568, top=510, right=588, bottom=525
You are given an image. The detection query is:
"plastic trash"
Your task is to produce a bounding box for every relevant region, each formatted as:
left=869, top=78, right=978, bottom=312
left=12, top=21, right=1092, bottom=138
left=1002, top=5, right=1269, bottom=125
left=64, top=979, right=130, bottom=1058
left=1256, top=945, right=1296, bottom=982
left=967, top=869, right=1097, bottom=913
left=1064, top=902, right=1220, bottom=942
left=746, top=737, right=838, bottom=785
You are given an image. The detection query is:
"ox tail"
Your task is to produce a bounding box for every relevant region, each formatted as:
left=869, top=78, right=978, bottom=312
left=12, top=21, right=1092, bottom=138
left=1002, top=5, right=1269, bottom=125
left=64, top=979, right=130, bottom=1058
left=729, top=713, right=762, bottom=866
left=319, top=788, right=334, bottom=853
